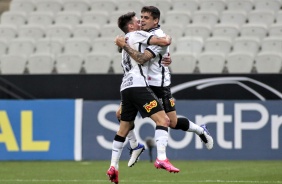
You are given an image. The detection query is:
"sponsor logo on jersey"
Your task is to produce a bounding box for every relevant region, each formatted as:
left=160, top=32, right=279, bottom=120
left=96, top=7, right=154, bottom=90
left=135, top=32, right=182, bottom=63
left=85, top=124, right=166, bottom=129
left=169, top=98, right=175, bottom=107
left=144, top=100, right=157, bottom=113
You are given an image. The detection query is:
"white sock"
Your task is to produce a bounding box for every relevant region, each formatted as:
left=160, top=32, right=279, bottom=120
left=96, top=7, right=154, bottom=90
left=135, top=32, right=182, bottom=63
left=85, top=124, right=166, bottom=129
left=127, top=129, right=138, bottom=149
left=110, top=140, right=124, bottom=170
left=187, top=120, right=204, bottom=135
left=155, top=128, right=168, bottom=160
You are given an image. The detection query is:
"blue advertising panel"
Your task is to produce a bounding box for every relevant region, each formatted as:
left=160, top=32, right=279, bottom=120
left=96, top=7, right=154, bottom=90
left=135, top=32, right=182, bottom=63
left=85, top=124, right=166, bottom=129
left=0, top=100, right=77, bottom=160
left=82, top=100, right=282, bottom=160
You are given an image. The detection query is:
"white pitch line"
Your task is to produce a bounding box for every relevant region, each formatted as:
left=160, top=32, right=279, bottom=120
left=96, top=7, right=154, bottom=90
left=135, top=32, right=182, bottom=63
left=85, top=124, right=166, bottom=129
left=0, top=180, right=281, bottom=183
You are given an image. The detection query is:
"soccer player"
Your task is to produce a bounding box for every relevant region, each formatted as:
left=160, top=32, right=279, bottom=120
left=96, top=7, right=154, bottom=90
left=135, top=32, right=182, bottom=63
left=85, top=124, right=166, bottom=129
left=107, top=12, right=179, bottom=184
left=117, top=6, right=214, bottom=168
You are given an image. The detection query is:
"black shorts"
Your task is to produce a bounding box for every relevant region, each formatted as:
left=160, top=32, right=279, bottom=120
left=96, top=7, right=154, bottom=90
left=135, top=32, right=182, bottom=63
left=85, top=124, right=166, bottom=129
left=150, top=86, right=176, bottom=113
left=120, top=87, right=164, bottom=121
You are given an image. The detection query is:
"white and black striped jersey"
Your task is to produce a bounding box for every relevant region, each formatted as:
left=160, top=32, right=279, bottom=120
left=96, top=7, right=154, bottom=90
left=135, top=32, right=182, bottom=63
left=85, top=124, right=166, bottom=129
left=120, top=30, right=162, bottom=92
left=147, top=25, right=171, bottom=87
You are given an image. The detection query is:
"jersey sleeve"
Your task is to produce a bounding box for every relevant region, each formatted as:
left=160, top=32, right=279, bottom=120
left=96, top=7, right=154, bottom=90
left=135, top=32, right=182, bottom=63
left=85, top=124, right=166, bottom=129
left=145, top=45, right=162, bottom=58
left=133, top=31, right=154, bottom=44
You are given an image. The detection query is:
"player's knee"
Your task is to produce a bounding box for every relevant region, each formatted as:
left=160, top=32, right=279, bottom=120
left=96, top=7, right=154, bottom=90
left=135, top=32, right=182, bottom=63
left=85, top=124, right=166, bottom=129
left=116, top=109, right=121, bottom=120
left=169, top=119, right=177, bottom=128
left=162, top=115, right=170, bottom=127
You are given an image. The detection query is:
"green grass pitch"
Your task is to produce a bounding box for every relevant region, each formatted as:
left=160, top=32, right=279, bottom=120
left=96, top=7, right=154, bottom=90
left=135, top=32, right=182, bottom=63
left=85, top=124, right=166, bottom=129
left=0, top=160, right=281, bottom=184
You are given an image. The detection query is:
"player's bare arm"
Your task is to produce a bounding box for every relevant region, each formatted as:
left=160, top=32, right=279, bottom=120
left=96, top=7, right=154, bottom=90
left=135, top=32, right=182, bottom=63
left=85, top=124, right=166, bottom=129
left=123, top=44, right=153, bottom=64
left=115, top=35, right=154, bottom=64
left=115, top=35, right=171, bottom=64
left=149, top=35, right=171, bottom=46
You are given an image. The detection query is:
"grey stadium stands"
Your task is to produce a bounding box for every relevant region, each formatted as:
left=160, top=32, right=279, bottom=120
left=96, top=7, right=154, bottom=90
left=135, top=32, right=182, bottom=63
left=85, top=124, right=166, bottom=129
left=0, top=0, right=281, bottom=74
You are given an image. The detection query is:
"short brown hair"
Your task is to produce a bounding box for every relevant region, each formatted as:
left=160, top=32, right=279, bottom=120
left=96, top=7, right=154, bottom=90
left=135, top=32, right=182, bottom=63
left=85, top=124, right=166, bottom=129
left=117, top=12, right=136, bottom=33
left=141, top=6, right=160, bottom=22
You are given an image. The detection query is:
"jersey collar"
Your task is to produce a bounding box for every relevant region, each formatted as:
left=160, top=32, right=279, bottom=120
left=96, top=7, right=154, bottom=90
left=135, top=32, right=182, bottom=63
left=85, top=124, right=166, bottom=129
left=148, top=25, right=160, bottom=33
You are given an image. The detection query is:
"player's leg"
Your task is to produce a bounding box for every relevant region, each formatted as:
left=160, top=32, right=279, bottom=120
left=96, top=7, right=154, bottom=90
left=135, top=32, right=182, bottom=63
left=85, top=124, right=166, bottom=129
left=107, top=120, right=133, bottom=184
left=156, top=86, right=214, bottom=150
left=150, top=110, right=180, bottom=173
left=134, top=87, right=180, bottom=173
left=167, top=111, right=213, bottom=150
left=107, top=90, right=137, bottom=183
left=116, top=103, right=145, bottom=167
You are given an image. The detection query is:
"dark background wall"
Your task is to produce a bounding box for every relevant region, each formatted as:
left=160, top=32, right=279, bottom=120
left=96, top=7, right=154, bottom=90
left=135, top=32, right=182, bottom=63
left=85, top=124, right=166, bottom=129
left=0, top=74, right=281, bottom=100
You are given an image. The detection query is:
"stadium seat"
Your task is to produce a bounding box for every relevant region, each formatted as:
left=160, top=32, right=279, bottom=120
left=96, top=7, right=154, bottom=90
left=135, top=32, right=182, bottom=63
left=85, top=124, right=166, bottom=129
left=35, top=0, right=63, bottom=14
left=1, top=11, right=27, bottom=26
left=232, top=36, right=260, bottom=56
left=261, top=36, right=282, bottom=53
left=170, top=52, right=197, bottom=74
left=161, top=24, right=184, bottom=42
left=100, top=24, right=124, bottom=39
left=198, top=0, right=226, bottom=13
left=27, top=12, right=54, bottom=26
left=8, top=38, right=35, bottom=56
left=109, top=11, right=129, bottom=25
left=192, top=10, right=219, bottom=27
left=0, top=39, right=8, bottom=55
left=89, top=0, right=117, bottom=12
left=73, top=24, right=100, bottom=41
left=226, top=52, right=254, bottom=73
left=172, top=0, right=198, bottom=13
left=0, top=54, right=27, bottom=74
left=204, top=37, right=232, bottom=56
left=143, top=0, right=172, bottom=12
left=81, top=11, right=109, bottom=26
left=46, top=24, right=72, bottom=40
left=92, top=37, right=120, bottom=54
left=175, top=36, right=204, bottom=56
left=220, top=10, right=247, bottom=27
left=143, top=0, right=171, bottom=21
left=255, top=52, right=282, bottom=73
left=254, top=0, right=281, bottom=13
left=18, top=24, right=45, bottom=40
left=9, top=0, right=35, bottom=13
left=0, top=25, right=18, bottom=41
left=183, top=24, right=211, bottom=41
left=62, top=0, right=90, bottom=13
left=197, top=52, right=226, bottom=74
left=35, top=38, right=63, bottom=56
left=226, top=0, right=254, bottom=12
left=111, top=53, right=123, bottom=74
left=248, top=10, right=275, bottom=27
left=269, top=24, right=282, bottom=37
left=63, top=37, right=91, bottom=55
left=275, top=11, right=282, bottom=24
left=27, top=53, right=55, bottom=74
left=240, top=24, right=268, bottom=40
left=84, top=53, right=112, bottom=74
left=212, top=24, right=239, bottom=40
left=54, top=11, right=81, bottom=26
left=164, top=11, right=191, bottom=26
left=55, top=54, right=83, bottom=74
left=116, top=0, right=144, bottom=15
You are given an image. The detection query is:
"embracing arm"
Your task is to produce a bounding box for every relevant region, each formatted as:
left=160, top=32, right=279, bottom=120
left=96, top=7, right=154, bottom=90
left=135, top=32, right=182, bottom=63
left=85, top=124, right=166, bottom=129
left=115, top=35, right=154, bottom=64
left=149, top=35, right=172, bottom=46
left=122, top=44, right=153, bottom=64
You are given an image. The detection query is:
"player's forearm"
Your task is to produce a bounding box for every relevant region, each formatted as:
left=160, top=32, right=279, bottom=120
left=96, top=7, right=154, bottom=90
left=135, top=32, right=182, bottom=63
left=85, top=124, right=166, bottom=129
left=149, top=35, right=171, bottom=46
left=122, top=44, right=152, bottom=64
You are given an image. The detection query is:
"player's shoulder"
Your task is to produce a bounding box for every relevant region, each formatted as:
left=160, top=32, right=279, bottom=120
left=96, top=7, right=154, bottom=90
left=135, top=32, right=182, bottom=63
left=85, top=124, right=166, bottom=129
left=134, top=30, right=153, bottom=37
left=153, top=29, right=165, bottom=37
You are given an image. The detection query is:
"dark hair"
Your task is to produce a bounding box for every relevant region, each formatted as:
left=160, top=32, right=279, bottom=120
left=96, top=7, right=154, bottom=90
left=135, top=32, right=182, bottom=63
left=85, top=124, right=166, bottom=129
left=141, top=6, right=160, bottom=21
left=117, top=12, right=136, bottom=33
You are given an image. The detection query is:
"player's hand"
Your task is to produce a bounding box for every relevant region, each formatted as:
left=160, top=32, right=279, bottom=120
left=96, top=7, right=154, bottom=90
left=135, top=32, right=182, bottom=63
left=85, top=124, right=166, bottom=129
left=162, top=53, right=171, bottom=66
left=165, top=35, right=172, bottom=45
left=115, top=35, right=126, bottom=48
